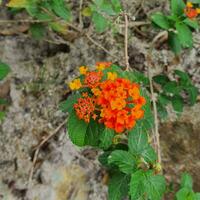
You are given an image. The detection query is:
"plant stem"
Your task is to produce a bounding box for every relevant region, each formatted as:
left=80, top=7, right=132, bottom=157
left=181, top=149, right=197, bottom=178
left=124, top=13, right=130, bottom=71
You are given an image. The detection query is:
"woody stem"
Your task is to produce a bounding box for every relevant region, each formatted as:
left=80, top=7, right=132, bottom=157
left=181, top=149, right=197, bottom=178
left=124, top=13, right=130, bottom=71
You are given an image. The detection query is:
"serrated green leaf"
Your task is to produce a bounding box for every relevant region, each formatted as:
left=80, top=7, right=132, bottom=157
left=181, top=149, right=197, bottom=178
left=51, top=0, right=71, bottom=21
left=181, top=173, right=193, bottom=189
left=171, top=95, right=184, bottom=112
left=0, top=61, right=10, bottom=80
left=59, top=93, right=81, bottom=113
left=130, top=170, right=166, bottom=200
left=171, top=0, right=185, bottom=16
left=157, top=103, right=168, bottom=120
left=108, top=172, right=130, bottom=200
left=30, top=24, right=46, bottom=40
left=98, top=151, right=111, bottom=167
left=168, top=31, right=182, bottom=54
left=176, top=22, right=193, bottom=48
left=144, top=171, right=166, bottom=200
left=108, top=150, right=136, bottom=174
left=130, top=170, right=145, bottom=200
left=67, top=110, right=88, bottom=146
left=151, top=12, right=170, bottom=30
left=85, top=119, right=104, bottom=146
left=153, top=74, right=170, bottom=85
left=99, top=128, right=114, bottom=149
left=183, top=18, right=199, bottom=30
left=128, top=124, right=157, bottom=163
left=92, top=12, right=108, bottom=32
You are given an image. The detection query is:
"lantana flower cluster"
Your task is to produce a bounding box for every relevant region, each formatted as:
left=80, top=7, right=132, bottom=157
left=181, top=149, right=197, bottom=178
left=184, top=2, right=200, bottom=19
left=68, top=62, right=146, bottom=133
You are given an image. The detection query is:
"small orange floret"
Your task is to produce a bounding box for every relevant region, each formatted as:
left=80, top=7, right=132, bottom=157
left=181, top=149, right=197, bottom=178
left=107, top=72, right=117, bottom=81
left=96, top=62, right=112, bottom=71
left=84, top=71, right=102, bottom=88
left=79, top=66, right=88, bottom=75
left=74, top=93, right=96, bottom=123
left=69, top=79, right=82, bottom=90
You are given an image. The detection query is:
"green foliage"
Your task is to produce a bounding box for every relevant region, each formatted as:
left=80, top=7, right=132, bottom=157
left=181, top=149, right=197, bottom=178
left=0, top=61, right=10, bottom=81
left=175, top=173, right=200, bottom=200
left=108, top=150, right=136, bottom=174
left=0, top=60, right=11, bottom=122
left=151, top=0, right=198, bottom=54
left=153, top=70, right=198, bottom=118
left=128, top=124, right=157, bottom=163
left=30, top=23, right=46, bottom=40
left=108, top=172, right=130, bottom=200
left=90, top=0, right=122, bottom=32
left=99, top=128, right=115, bottom=149
left=130, top=170, right=166, bottom=200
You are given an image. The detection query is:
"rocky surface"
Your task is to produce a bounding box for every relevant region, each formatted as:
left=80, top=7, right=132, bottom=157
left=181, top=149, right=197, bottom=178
left=0, top=0, right=200, bottom=199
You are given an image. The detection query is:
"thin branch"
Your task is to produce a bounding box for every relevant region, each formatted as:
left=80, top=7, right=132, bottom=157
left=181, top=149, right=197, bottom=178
left=0, top=19, right=55, bottom=23
left=28, top=119, right=67, bottom=187
left=79, top=0, right=83, bottom=28
left=124, top=13, right=130, bottom=71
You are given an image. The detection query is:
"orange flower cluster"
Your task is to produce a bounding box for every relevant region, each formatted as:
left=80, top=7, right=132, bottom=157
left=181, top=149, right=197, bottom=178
left=184, top=2, right=200, bottom=19
left=84, top=71, right=103, bottom=88
left=96, top=78, right=146, bottom=133
left=69, top=62, right=146, bottom=134
left=74, top=93, right=96, bottom=123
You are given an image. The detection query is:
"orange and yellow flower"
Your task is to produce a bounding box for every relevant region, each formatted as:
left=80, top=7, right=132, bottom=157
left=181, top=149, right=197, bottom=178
left=69, top=79, right=82, bottom=90
left=79, top=66, right=88, bottom=75
left=96, top=62, right=112, bottom=71
left=74, top=93, right=96, bottom=123
left=184, top=2, right=200, bottom=19
left=84, top=71, right=102, bottom=88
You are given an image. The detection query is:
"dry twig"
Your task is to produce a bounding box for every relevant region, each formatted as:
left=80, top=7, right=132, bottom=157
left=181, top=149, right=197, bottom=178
left=28, top=119, right=67, bottom=187
left=124, top=13, right=130, bottom=71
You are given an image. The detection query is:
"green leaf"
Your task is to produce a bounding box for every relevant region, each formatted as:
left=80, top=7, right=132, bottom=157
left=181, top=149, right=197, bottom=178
left=99, top=128, right=115, bottom=149
left=168, top=31, right=182, bottom=54
left=171, top=0, right=185, bottom=16
left=0, top=111, right=5, bottom=121
left=108, top=150, right=136, bottom=174
left=151, top=12, right=170, bottom=30
left=51, top=0, right=71, bottom=21
left=0, top=61, right=10, bottom=80
left=130, top=170, right=145, bottom=200
left=196, top=193, right=200, bottom=200
left=176, top=23, right=193, bottom=48
left=130, top=170, right=166, bottom=200
left=67, top=110, right=88, bottom=146
left=111, top=0, right=122, bottom=13
left=30, top=24, right=46, bottom=40
left=186, top=85, right=198, bottom=105
left=153, top=74, right=170, bottom=85
left=108, top=172, right=130, bottom=200
left=181, top=173, right=193, bottom=189
left=171, top=95, right=184, bottom=112
left=163, top=81, right=180, bottom=94
left=157, top=103, right=168, bottom=120
left=98, top=152, right=111, bottom=167
left=144, top=171, right=166, bottom=200
left=128, top=124, right=157, bottom=163
left=59, top=93, right=81, bottom=113
left=158, top=94, right=170, bottom=106
left=85, top=120, right=104, bottom=146
left=183, top=18, right=199, bottom=30
left=6, top=0, right=37, bottom=8
left=92, top=12, right=108, bottom=32
left=175, top=70, right=190, bottom=86
left=176, top=188, right=196, bottom=200
left=0, top=98, right=8, bottom=105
